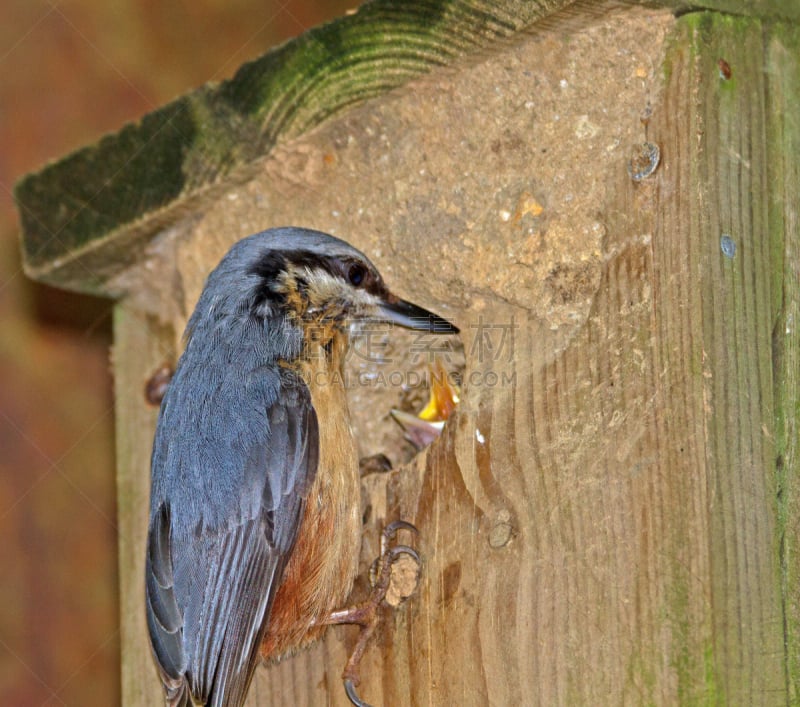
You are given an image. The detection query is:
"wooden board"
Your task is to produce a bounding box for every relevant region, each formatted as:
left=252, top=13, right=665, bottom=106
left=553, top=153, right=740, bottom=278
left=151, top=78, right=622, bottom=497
left=15, top=0, right=800, bottom=295
left=14, top=0, right=575, bottom=294
left=105, top=7, right=800, bottom=706
left=112, top=304, right=174, bottom=706
left=766, top=19, right=800, bottom=705
left=250, top=12, right=793, bottom=705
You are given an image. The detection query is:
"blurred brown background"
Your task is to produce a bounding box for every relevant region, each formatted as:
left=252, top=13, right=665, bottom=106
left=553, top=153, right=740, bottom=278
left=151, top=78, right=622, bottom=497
left=1, top=1, right=352, bottom=703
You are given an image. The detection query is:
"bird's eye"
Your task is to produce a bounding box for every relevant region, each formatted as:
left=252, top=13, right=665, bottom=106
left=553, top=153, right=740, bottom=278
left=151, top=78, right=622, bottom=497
left=348, top=263, right=367, bottom=287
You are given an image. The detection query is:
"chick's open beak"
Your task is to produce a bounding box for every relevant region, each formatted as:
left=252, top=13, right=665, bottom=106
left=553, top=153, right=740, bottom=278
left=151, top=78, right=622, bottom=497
left=378, top=297, right=459, bottom=334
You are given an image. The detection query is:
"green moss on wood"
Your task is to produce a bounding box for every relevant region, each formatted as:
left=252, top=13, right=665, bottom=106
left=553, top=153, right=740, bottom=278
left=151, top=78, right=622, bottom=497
left=14, top=0, right=570, bottom=293
left=656, top=10, right=791, bottom=702
left=764, top=20, right=800, bottom=703
left=16, top=0, right=800, bottom=294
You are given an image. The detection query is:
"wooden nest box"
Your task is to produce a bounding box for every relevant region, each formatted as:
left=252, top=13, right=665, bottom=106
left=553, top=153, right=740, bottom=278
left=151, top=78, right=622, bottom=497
left=15, top=1, right=800, bottom=704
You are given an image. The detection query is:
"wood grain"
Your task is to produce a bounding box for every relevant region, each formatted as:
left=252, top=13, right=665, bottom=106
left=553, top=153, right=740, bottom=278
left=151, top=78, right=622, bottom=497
left=647, top=14, right=784, bottom=700
left=14, top=0, right=575, bottom=294
left=766, top=20, right=800, bottom=705
left=320, top=12, right=791, bottom=706
left=16, top=1, right=800, bottom=295
left=112, top=304, right=175, bottom=706
left=104, top=7, right=800, bottom=707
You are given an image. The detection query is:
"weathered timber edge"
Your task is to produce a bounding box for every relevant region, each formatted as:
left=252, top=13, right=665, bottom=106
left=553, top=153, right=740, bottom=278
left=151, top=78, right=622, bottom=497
left=14, top=0, right=800, bottom=295
left=14, top=0, right=570, bottom=293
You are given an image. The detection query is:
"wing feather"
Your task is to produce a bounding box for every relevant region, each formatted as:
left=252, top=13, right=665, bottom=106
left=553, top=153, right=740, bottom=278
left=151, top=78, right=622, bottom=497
left=146, top=367, right=318, bottom=706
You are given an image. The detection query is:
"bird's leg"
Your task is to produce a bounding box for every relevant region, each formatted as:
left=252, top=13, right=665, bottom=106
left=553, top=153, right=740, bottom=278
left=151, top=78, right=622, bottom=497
left=321, top=520, right=421, bottom=707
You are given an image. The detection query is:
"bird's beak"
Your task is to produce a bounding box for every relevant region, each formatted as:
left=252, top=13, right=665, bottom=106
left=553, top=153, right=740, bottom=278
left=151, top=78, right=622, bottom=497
left=390, top=409, right=445, bottom=449
left=378, top=297, right=459, bottom=334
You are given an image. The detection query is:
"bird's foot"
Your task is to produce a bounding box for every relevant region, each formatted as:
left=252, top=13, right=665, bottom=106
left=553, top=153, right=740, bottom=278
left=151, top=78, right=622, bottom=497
left=325, top=520, right=421, bottom=707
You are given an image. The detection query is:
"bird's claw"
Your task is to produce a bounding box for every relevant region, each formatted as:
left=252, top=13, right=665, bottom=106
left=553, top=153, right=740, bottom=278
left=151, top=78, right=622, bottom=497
left=331, top=520, right=421, bottom=707
left=388, top=544, right=419, bottom=563
left=370, top=522, right=421, bottom=605
left=344, top=678, right=373, bottom=707
left=381, top=519, right=417, bottom=547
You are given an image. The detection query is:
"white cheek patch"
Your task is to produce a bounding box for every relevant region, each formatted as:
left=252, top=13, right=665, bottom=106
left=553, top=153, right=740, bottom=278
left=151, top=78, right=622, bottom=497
left=303, top=267, right=381, bottom=319
left=349, top=288, right=381, bottom=310
left=303, top=268, right=342, bottom=302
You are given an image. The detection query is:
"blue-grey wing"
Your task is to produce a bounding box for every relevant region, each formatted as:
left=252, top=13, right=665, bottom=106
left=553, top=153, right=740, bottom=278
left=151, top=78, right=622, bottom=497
left=145, top=368, right=318, bottom=707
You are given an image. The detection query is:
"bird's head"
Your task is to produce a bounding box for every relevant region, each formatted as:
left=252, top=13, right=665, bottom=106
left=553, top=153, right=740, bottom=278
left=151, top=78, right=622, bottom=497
left=188, top=228, right=458, bottom=360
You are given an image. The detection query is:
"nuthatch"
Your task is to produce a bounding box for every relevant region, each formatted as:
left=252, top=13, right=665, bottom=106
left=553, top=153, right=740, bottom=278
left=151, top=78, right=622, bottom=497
left=145, top=227, right=458, bottom=707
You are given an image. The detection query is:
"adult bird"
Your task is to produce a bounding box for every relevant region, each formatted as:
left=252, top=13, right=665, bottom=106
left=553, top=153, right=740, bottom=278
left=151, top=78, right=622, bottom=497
left=145, top=227, right=458, bottom=706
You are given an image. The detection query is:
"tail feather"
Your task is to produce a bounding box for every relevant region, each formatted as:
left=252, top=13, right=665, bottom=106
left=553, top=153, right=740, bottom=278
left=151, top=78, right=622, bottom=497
left=164, top=674, right=192, bottom=707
